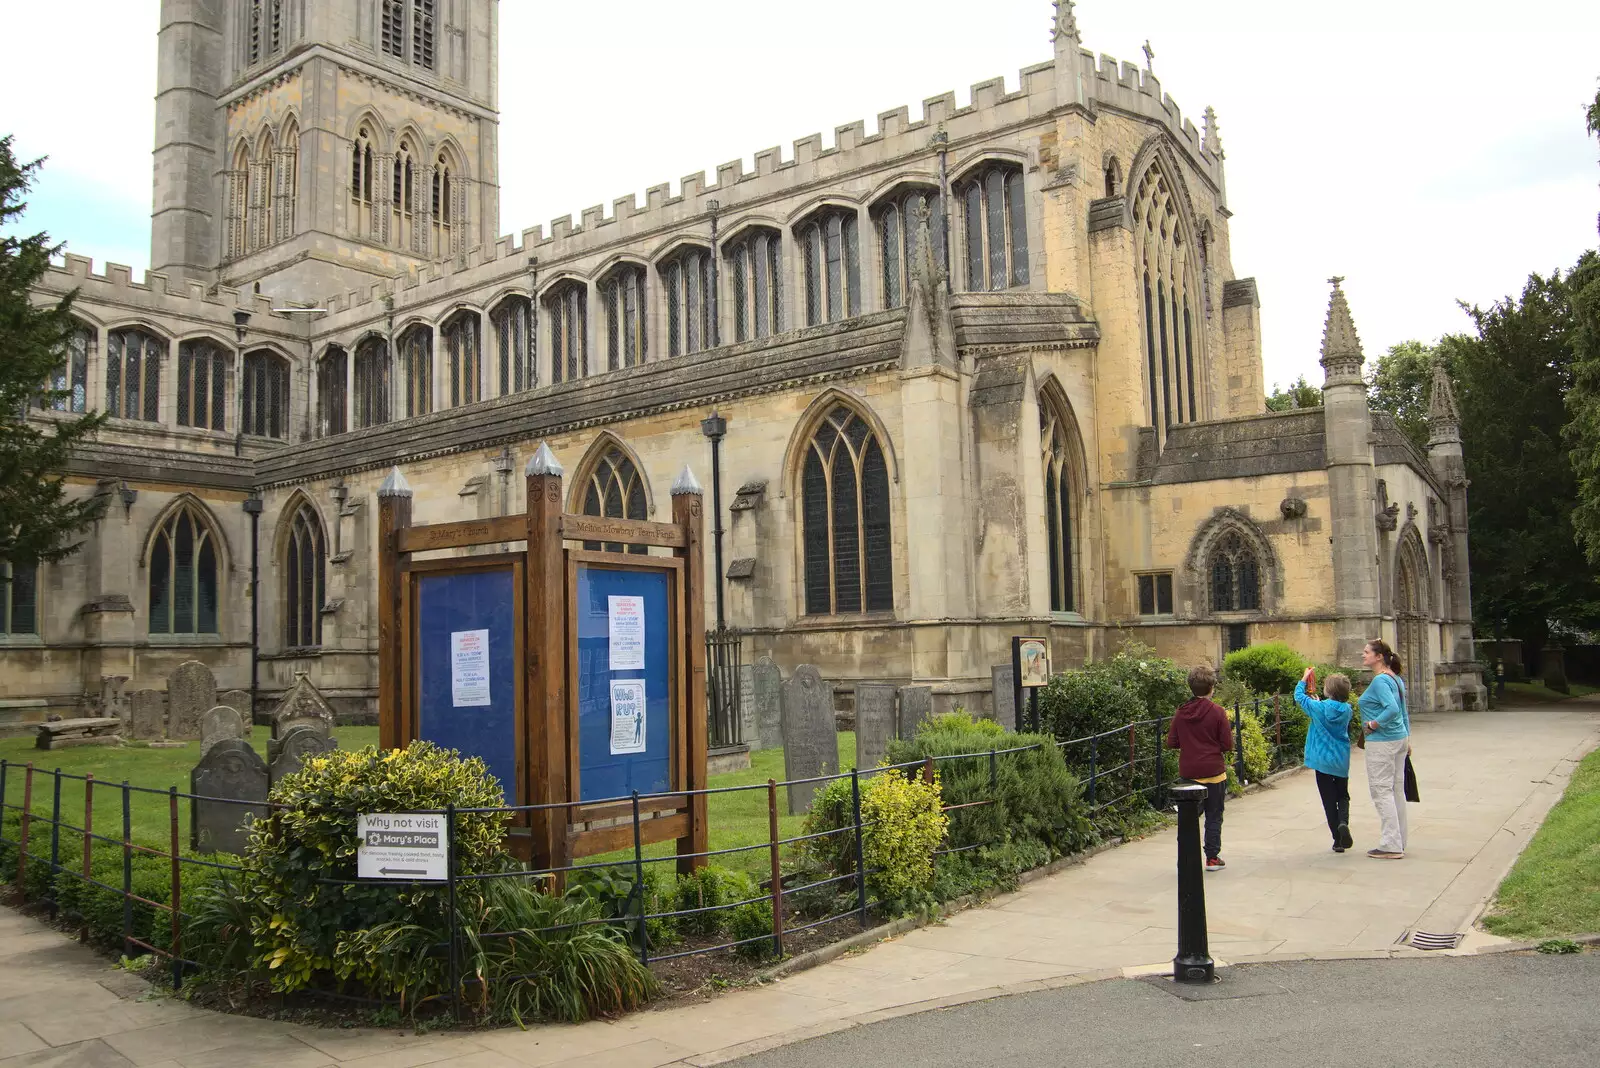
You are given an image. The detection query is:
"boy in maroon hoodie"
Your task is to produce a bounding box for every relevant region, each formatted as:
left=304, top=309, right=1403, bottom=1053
left=1165, top=664, right=1234, bottom=871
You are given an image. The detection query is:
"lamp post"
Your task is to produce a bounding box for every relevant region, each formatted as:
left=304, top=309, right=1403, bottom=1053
left=700, top=410, right=727, bottom=631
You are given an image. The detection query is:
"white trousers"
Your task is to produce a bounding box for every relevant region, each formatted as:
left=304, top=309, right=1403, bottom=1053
left=1365, top=738, right=1410, bottom=854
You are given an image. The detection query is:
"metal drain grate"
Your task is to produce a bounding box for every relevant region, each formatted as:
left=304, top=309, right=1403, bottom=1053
left=1406, top=930, right=1464, bottom=951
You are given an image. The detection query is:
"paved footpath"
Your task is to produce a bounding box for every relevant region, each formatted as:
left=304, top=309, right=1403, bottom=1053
left=1, top=704, right=1595, bottom=1068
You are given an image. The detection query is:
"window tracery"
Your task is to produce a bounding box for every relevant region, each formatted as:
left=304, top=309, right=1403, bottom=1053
left=801, top=405, right=892, bottom=615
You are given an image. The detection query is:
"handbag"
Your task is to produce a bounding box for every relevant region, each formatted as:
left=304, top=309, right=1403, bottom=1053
left=1404, top=753, right=1420, bottom=803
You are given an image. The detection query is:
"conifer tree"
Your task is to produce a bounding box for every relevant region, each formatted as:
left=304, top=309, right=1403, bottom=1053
left=0, top=135, right=106, bottom=566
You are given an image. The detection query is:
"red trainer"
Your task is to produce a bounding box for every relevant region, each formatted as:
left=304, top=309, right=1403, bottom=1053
left=1205, top=856, right=1226, bottom=872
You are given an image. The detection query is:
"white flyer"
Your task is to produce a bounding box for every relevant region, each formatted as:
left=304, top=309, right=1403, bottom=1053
left=607, top=595, right=646, bottom=670
left=449, top=629, right=491, bottom=707
left=609, top=679, right=647, bottom=755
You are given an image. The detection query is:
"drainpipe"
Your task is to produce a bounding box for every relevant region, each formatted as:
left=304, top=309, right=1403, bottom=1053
left=243, top=492, right=263, bottom=720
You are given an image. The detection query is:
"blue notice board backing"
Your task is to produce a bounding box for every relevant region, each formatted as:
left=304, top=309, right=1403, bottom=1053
left=416, top=568, right=518, bottom=800
left=575, top=565, right=672, bottom=801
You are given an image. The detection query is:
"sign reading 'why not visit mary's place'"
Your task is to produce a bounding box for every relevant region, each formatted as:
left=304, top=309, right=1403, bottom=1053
left=356, top=812, right=450, bottom=881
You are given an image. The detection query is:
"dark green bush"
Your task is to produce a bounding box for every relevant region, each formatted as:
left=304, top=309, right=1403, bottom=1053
left=726, top=899, right=777, bottom=960
left=673, top=866, right=758, bottom=937
left=566, top=862, right=678, bottom=949
left=1223, top=642, right=1308, bottom=696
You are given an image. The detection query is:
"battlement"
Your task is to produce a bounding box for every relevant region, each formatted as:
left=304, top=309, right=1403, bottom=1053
left=42, top=253, right=299, bottom=332
left=1086, top=50, right=1220, bottom=173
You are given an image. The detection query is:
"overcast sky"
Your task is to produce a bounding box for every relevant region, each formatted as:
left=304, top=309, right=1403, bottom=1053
left=4, top=0, right=1597, bottom=390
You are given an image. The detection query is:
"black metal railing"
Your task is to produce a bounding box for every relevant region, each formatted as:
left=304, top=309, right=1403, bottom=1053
left=706, top=627, right=743, bottom=748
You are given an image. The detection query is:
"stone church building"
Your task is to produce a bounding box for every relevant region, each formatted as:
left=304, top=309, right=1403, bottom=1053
left=5, top=1, right=1485, bottom=727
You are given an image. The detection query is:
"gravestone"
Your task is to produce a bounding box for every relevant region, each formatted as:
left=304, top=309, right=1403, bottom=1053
left=199, top=706, right=246, bottom=759
left=269, top=674, right=336, bottom=739
left=218, top=690, right=254, bottom=734
left=990, top=664, right=1017, bottom=731
left=99, top=675, right=129, bottom=721
left=739, top=665, right=757, bottom=749
left=751, top=657, right=784, bottom=750
left=781, top=665, right=837, bottom=815
left=898, top=685, right=933, bottom=739
left=855, top=683, right=899, bottom=771
left=167, top=661, right=217, bottom=740
left=269, top=724, right=336, bottom=784
left=190, top=739, right=269, bottom=855
left=127, top=689, right=166, bottom=741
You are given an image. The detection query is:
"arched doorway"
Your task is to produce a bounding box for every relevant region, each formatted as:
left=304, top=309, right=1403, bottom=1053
left=1395, top=540, right=1429, bottom=713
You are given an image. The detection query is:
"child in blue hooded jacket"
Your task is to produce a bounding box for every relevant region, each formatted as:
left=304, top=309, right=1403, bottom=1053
left=1295, top=667, right=1355, bottom=853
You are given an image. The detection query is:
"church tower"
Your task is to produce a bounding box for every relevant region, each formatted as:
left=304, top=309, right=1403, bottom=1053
left=152, top=0, right=500, bottom=300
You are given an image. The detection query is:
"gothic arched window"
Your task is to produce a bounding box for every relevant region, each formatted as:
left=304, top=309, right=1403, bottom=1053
left=283, top=500, right=325, bottom=649
left=274, top=119, right=298, bottom=244
left=876, top=187, right=944, bottom=310
left=545, top=282, right=587, bottom=384
left=318, top=346, right=347, bottom=436
left=381, top=0, right=406, bottom=59
left=579, top=445, right=649, bottom=555
left=491, top=295, right=534, bottom=395
left=603, top=265, right=648, bottom=370
left=398, top=325, right=432, bottom=417
left=350, top=126, right=376, bottom=240
left=392, top=139, right=417, bottom=252
left=801, top=405, right=892, bottom=615
left=663, top=248, right=713, bottom=357
left=148, top=503, right=221, bottom=635
left=959, top=163, right=1028, bottom=292
left=177, top=339, right=229, bottom=432
left=726, top=229, right=782, bottom=342
left=1041, top=391, right=1081, bottom=614
left=800, top=209, right=860, bottom=326
left=442, top=311, right=481, bottom=407
left=1133, top=161, right=1201, bottom=439
left=431, top=152, right=460, bottom=256
left=43, top=322, right=92, bottom=414
left=106, top=328, right=164, bottom=422
left=0, top=561, right=38, bottom=636
left=1208, top=532, right=1260, bottom=613
left=353, top=337, right=390, bottom=428
left=242, top=349, right=291, bottom=438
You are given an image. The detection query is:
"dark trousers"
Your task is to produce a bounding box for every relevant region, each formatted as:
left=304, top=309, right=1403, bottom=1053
left=1202, top=779, right=1225, bottom=859
left=1315, top=771, right=1350, bottom=838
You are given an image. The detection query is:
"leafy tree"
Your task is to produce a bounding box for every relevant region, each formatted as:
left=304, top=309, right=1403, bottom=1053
left=1564, top=256, right=1600, bottom=566
left=1367, top=340, right=1444, bottom=453
left=1265, top=375, right=1321, bottom=412
left=0, top=135, right=105, bottom=566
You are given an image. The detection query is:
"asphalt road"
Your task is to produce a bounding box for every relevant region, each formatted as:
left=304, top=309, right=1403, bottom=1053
left=729, top=953, right=1600, bottom=1068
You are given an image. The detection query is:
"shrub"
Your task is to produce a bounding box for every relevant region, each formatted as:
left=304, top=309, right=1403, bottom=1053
left=725, top=899, right=777, bottom=960
left=567, top=862, right=678, bottom=949
left=798, top=768, right=948, bottom=914
left=1038, top=668, right=1143, bottom=741
left=673, top=866, right=759, bottom=937
left=1223, top=641, right=1308, bottom=696
left=1222, top=707, right=1273, bottom=791
left=240, top=741, right=509, bottom=996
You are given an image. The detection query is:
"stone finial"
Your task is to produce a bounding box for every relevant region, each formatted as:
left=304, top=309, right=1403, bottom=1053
left=1202, top=106, right=1224, bottom=159
left=525, top=441, right=564, bottom=477
left=1427, top=359, right=1463, bottom=446
left=377, top=466, right=412, bottom=498
left=1319, top=277, right=1365, bottom=384
left=671, top=464, right=703, bottom=496
left=1051, top=0, right=1080, bottom=45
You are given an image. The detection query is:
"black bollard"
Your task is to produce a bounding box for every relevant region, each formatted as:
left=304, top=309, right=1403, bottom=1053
left=1169, top=782, right=1215, bottom=983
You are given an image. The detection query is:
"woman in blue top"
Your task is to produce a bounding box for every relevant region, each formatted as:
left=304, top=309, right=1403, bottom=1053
left=1360, top=638, right=1411, bottom=859
left=1295, top=667, right=1355, bottom=853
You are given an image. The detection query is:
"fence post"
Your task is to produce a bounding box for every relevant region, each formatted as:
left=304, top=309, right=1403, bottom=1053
left=922, top=755, right=935, bottom=786
left=17, top=764, right=33, bottom=894
left=849, top=770, right=868, bottom=929
left=767, top=780, right=784, bottom=960
left=1273, top=695, right=1282, bottom=759
left=631, top=792, right=649, bottom=965
left=1233, top=705, right=1247, bottom=784
left=445, top=803, right=461, bottom=1021
left=1087, top=736, right=1097, bottom=807
left=49, top=769, right=62, bottom=914
left=120, top=781, right=132, bottom=958
left=0, top=761, right=7, bottom=835
left=168, top=787, right=181, bottom=991
left=81, top=774, right=94, bottom=943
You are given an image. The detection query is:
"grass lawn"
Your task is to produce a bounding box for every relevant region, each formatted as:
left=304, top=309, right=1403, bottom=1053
left=1, top=727, right=856, bottom=876
left=1481, top=744, right=1600, bottom=940
left=1501, top=680, right=1600, bottom=703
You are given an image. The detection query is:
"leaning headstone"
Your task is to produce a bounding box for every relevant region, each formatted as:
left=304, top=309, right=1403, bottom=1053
left=781, top=665, right=837, bottom=815
left=269, top=673, right=336, bottom=740
left=269, top=724, right=336, bottom=784
left=190, top=739, right=269, bottom=855
left=898, top=685, right=933, bottom=739
left=199, top=706, right=246, bottom=759
left=739, top=665, right=757, bottom=748
left=167, top=661, right=217, bottom=740
left=218, top=690, right=254, bottom=734
left=855, top=683, right=898, bottom=771
left=127, top=689, right=166, bottom=741
left=751, top=657, right=784, bottom=750
left=990, top=664, right=1017, bottom=731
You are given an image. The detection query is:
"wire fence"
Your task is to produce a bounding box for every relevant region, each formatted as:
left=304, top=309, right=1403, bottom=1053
left=0, top=693, right=1305, bottom=1017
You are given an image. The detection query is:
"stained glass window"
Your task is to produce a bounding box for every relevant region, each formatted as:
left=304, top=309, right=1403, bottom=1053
left=801, top=406, right=892, bottom=615
left=148, top=504, right=220, bottom=635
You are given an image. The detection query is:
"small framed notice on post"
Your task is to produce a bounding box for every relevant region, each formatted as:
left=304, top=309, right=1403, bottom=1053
left=609, top=678, right=647, bottom=755
left=1011, top=635, right=1051, bottom=734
